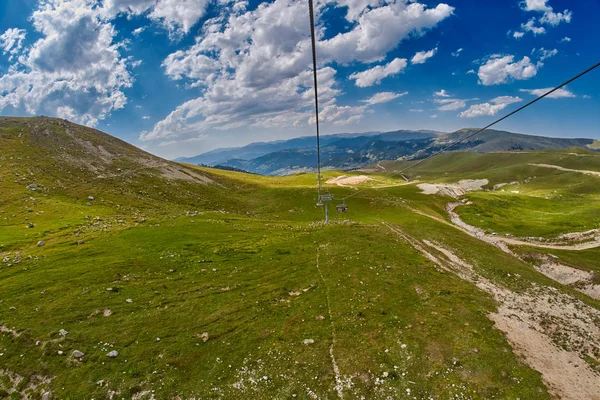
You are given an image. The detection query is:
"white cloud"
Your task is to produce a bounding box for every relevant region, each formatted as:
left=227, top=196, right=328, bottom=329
left=411, top=47, right=438, bottom=64
left=434, top=89, right=450, bottom=97
left=459, top=96, right=522, bottom=118
left=132, top=26, right=147, bottom=36
left=142, top=115, right=151, bottom=119
left=0, top=28, right=27, bottom=61
left=349, top=58, right=407, bottom=87
left=513, top=31, right=525, bottom=39
left=320, top=2, right=453, bottom=64
left=521, top=0, right=551, bottom=12
left=361, top=91, right=407, bottom=105
left=521, top=18, right=546, bottom=35
left=477, top=55, right=539, bottom=85
left=451, top=48, right=463, bottom=57
left=0, top=0, right=134, bottom=127
left=519, top=87, right=575, bottom=98
left=533, top=47, right=558, bottom=61
left=409, top=108, right=424, bottom=112
left=430, top=114, right=438, bottom=118
left=435, top=98, right=466, bottom=111
left=559, top=36, right=571, bottom=43
left=517, top=0, right=572, bottom=37
left=102, top=0, right=212, bottom=37
left=466, top=69, right=475, bottom=74
left=145, top=0, right=453, bottom=142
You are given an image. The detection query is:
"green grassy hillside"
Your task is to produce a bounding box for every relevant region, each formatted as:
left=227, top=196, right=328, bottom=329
left=1, top=118, right=599, bottom=399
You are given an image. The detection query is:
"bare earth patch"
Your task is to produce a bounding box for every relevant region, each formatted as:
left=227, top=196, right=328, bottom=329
left=326, top=175, right=374, bottom=186
left=417, top=179, right=488, bottom=198
left=535, top=262, right=600, bottom=300
left=384, top=222, right=600, bottom=400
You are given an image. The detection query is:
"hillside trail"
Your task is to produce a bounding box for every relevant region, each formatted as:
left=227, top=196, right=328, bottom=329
left=529, top=163, right=600, bottom=177
left=445, top=202, right=600, bottom=251
left=405, top=202, right=600, bottom=252
left=315, top=247, right=344, bottom=399
left=383, top=222, right=600, bottom=400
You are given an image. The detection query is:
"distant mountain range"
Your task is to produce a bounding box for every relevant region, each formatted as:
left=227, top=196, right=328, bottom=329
left=176, top=129, right=598, bottom=175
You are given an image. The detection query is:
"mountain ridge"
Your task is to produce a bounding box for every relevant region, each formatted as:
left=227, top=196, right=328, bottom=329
left=178, top=128, right=597, bottom=175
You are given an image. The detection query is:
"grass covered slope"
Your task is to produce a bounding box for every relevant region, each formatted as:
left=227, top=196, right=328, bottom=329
left=1, top=117, right=599, bottom=399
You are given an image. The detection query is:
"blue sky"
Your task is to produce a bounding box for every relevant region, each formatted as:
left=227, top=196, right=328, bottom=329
left=0, top=0, right=599, bottom=159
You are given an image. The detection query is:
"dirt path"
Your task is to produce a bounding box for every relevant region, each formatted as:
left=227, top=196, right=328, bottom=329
left=315, top=247, right=344, bottom=399
left=446, top=202, right=600, bottom=251
left=383, top=222, right=600, bottom=400
left=529, top=163, right=600, bottom=177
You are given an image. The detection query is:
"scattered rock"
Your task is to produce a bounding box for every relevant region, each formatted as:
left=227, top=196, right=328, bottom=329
left=59, top=329, right=68, bottom=337
left=125, top=298, right=133, bottom=303
left=88, top=196, right=94, bottom=201
left=316, top=315, right=325, bottom=320
left=156, top=337, right=161, bottom=342
left=103, top=309, right=112, bottom=317
left=57, top=350, right=64, bottom=355
left=37, top=240, right=45, bottom=247
left=77, top=240, right=84, bottom=245
left=303, top=339, right=315, bottom=345
left=42, top=392, right=51, bottom=400
left=27, top=184, right=39, bottom=191
left=27, top=222, right=34, bottom=228
left=72, top=350, right=85, bottom=358
left=199, top=332, right=209, bottom=342
left=107, top=350, right=119, bottom=358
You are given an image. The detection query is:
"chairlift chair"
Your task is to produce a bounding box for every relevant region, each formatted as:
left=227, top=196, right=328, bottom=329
left=336, top=202, right=348, bottom=213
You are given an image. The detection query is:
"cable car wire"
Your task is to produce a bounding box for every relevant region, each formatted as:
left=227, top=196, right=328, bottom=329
left=308, top=0, right=322, bottom=192
left=341, top=60, right=600, bottom=201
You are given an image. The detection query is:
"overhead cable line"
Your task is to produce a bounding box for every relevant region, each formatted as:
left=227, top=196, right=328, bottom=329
left=308, top=0, right=334, bottom=222
left=342, top=60, right=600, bottom=201
left=308, top=0, right=322, bottom=191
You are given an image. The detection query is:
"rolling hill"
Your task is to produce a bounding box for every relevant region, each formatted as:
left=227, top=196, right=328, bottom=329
left=1, top=117, right=599, bottom=399
left=180, top=128, right=597, bottom=175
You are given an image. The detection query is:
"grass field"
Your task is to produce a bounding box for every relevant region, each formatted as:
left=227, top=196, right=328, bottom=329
left=1, top=118, right=599, bottom=399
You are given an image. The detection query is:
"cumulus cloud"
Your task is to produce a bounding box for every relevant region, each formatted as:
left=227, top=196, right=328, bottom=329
left=349, top=58, right=407, bottom=87
left=459, top=96, right=522, bottom=118
left=516, top=0, right=571, bottom=37
left=559, top=36, right=571, bottom=43
left=319, top=2, right=453, bottom=64
left=513, top=31, right=525, bottom=39
left=102, top=0, right=212, bottom=37
left=411, top=47, right=438, bottom=64
left=361, top=91, right=407, bottom=105
left=0, top=28, right=27, bottom=61
left=520, top=18, right=546, bottom=35
left=432, top=90, right=468, bottom=111
left=144, top=0, right=454, bottom=142
left=0, top=0, right=134, bottom=127
left=477, top=55, right=539, bottom=85
left=519, top=87, right=575, bottom=98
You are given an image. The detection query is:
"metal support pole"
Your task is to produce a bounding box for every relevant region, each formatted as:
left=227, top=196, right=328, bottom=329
left=324, top=199, right=329, bottom=223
